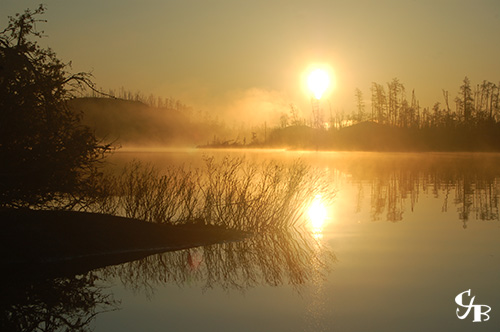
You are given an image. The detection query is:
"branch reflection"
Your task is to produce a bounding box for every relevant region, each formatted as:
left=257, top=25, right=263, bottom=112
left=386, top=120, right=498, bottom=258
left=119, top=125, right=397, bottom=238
left=0, top=273, right=118, bottom=332
left=1, top=226, right=334, bottom=330
left=101, top=228, right=336, bottom=294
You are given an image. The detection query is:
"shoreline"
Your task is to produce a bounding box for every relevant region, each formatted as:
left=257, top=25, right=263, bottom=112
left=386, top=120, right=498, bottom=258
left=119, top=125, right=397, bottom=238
left=0, top=209, right=251, bottom=278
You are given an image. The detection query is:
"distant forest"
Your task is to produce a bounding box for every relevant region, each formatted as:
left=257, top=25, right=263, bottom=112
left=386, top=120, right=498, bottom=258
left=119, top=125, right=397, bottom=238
left=267, top=76, right=500, bottom=151
left=82, top=77, right=500, bottom=151
left=355, top=76, right=498, bottom=129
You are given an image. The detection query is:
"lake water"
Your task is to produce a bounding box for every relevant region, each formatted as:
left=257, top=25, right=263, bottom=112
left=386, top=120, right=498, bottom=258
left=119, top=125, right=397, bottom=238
left=6, top=150, right=500, bottom=331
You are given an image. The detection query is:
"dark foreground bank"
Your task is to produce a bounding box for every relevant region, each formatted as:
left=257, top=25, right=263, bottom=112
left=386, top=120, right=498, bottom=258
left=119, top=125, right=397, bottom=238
left=0, top=209, right=250, bottom=279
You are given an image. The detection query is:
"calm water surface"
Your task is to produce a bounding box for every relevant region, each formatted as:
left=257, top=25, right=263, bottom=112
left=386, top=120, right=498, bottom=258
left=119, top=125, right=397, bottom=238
left=9, top=150, right=500, bottom=331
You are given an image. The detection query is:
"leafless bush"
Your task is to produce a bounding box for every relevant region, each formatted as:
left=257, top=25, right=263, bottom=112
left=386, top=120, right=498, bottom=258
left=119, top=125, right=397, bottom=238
left=101, top=227, right=337, bottom=293
left=93, top=157, right=335, bottom=232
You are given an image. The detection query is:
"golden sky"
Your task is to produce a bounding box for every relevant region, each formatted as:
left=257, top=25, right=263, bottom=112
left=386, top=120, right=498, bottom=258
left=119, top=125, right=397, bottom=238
left=2, top=0, right=500, bottom=123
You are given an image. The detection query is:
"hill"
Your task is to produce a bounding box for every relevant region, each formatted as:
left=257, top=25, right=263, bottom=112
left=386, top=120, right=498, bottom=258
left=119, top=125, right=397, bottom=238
left=69, top=97, right=227, bottom=147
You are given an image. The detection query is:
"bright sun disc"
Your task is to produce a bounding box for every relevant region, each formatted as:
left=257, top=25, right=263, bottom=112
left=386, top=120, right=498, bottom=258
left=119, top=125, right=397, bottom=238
left=307, top=69, right=330, bottom=99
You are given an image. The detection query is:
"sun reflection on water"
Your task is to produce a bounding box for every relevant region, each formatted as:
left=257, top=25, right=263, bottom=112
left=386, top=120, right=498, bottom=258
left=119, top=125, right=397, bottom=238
left=308, top=195, right=328, bottom=238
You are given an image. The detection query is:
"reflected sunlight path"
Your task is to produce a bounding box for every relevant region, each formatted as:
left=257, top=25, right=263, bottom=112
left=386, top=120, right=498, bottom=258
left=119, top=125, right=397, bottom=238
left=308, top=195, right=329, bottom=239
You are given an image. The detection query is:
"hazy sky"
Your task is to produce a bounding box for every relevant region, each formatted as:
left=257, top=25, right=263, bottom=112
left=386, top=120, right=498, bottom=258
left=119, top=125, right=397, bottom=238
left=2, top=0, right=500, bottom=124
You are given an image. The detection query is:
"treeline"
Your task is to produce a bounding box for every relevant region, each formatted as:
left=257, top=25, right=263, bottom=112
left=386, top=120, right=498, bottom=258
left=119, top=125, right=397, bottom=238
left=85, top=77, right=500, bottom=151
left=356, top=76, right=500, bottom=129
left=85, top=87, right=191, bottom=112
left=262, top=77, right=500, bottom=151
left=265, top=77, right=500, bottom=133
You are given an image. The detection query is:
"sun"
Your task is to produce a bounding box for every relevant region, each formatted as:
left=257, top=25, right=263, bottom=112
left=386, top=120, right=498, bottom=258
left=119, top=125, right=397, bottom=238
left=307, top=68, right=330, bottom=100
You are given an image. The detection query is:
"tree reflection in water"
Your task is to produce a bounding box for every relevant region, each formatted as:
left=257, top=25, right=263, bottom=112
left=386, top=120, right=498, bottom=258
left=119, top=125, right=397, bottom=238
left=101, top=227, right=336, bottom=295
left=1, top=226, right=334, bottom=331
left=341, top=154, right=500, bottom=226
left=0, top=273, right=118, bottom=332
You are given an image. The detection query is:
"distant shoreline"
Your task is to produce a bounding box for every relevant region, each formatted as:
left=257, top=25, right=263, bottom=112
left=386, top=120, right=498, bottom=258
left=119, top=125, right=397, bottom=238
left=72, top=98, right=500, bottom=153
left=198, top=121, right=500, bottom=152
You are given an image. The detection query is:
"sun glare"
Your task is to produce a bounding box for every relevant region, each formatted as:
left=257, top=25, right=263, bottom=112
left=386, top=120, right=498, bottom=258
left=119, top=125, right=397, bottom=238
left=307, top=68, right=330, bottom=100
left=308, top=195, right=328, bottom=230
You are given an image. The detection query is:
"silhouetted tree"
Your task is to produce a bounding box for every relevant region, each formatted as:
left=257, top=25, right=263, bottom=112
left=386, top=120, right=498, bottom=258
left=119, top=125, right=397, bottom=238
left=456, top=76, right=474, bottom=125
left=475, top=80, right=499, bottom=122
left=387, top=78, right=405, bottom=126
left=354, top=88, right=365, bottom=123
left=371, top=82, right=387, bottom=124
left=0, top=5, right=111, bottom=208
left=441, top=89, right=455, bottom=127
left=431, top=102, right=442, bottom=127
left=289, top=103, right=303, bottom=126
left=409, top=89, right=419, bottom=128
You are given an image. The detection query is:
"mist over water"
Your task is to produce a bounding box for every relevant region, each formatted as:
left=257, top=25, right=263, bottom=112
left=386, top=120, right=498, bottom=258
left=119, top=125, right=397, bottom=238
left=108, top=149, right=500, bottom=225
